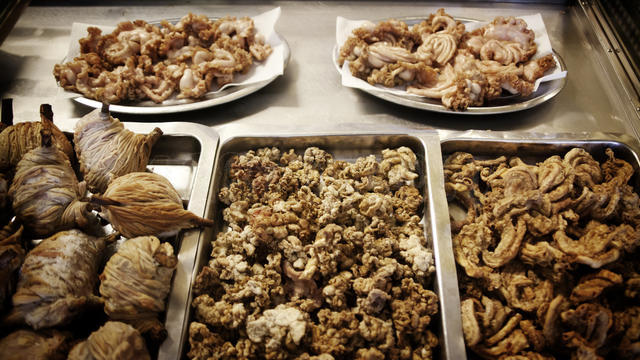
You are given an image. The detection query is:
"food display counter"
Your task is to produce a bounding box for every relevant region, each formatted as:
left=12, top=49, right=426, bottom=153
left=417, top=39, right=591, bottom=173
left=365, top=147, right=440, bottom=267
left=0, top=1, right=639, bottom=359
left=1, top=1, right=638, bottom=134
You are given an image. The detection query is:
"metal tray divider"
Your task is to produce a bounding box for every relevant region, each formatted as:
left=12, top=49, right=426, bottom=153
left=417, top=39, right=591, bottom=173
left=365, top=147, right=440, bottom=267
left=418, top=133, right=466, bottom=360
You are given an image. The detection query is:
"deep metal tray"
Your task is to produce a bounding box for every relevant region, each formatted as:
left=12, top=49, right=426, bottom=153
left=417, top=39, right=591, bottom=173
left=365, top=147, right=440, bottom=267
left=57, top=120, right=219, bottom=359
left=438, top=131, right=640, bottom=359
left=173, top=126, right=464, bottom=360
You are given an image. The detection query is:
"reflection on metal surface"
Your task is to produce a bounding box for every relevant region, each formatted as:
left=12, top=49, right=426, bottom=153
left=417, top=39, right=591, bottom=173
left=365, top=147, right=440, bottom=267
left=0, top=0, right=30, bottom=46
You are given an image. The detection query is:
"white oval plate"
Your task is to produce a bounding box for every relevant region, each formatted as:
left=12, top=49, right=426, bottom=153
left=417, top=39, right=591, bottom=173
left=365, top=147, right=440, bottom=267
left=333, top=17, right=567, bottom=115
left=70, top=15, right=290, bottom=114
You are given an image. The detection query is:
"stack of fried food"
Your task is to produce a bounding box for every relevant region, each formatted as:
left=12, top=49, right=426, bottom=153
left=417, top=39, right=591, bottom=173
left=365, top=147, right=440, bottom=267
left=338, top=9, right=556, bottom=110
left=0, top=101, right=212, bottom=358
left=188, top=146, right=439, bottom=359
left=53, top=13, right=273, bottom=104
left=444, top=147, right=640, bottom=359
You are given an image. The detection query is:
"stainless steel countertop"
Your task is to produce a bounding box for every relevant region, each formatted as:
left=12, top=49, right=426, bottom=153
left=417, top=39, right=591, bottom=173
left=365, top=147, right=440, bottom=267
left=0, top=1, right=636, bottom=136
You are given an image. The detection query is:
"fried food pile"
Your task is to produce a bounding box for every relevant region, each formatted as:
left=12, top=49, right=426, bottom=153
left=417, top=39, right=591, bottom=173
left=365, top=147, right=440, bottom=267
left=444, top=148, right=640, bottom=359
left=338, top=9, right=556, bottom=110
left=53, top=13, right=273, bottom=104
left=189, top=146, right=439, bottom=359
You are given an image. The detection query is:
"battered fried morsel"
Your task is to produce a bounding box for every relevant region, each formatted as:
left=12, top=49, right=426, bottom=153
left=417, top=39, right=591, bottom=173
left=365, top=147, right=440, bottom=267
left=339, top=9, right=556, bottom=110
left=54, top=14, right=272, bottom=103
left=189, top=146, right=437, bottom=358
left=445, top=147, right=640, bottom=359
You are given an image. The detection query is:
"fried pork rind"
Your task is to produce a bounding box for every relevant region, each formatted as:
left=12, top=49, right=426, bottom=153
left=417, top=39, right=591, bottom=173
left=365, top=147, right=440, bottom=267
left=339, top=9, right=556, bottom=110
left=67, top=321, right=150, bottom=360
left=53, top=14, right=272, bottom=104
left=446, top=147, right=640, bottom=359
left=189, top=146, right=438, bottom=358
left=74, top=106, right=162, bottom=194
left=5, top=229, right=104, bottom=330
left=91, top=172, right=213, bottom=238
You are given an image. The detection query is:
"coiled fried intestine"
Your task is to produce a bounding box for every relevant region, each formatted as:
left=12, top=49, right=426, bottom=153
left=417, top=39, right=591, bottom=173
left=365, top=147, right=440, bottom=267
left=339, top=9, right=555, bottom=110
left=54, top=13, right=272, bottom=104
left=445, top=148, right=640, bottom=358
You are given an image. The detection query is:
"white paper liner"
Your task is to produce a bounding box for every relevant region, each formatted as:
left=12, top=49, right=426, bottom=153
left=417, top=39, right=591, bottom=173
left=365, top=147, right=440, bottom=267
left=58, top=7, right=285, bottom=105
left=335, top=13, right=567, bottom=97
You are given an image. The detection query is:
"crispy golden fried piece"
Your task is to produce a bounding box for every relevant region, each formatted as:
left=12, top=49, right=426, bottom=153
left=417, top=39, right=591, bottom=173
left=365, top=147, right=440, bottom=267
left=340, top=9, right=556, bottom=110
left=446, top=148, right=640, bottom=359
left=53, top=14, right=272, bottom=104
left=189, top=146, right=437, bottom=359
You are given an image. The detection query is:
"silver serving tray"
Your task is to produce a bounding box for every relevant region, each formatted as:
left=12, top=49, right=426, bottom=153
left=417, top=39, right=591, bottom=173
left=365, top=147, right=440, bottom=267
left=333, top=16, right=567, bottom=115
left=59, top=120, right=219, bottom=359
left=437, top=130, right=640, bottom=359
left=167, top=125, right=465, bottom=360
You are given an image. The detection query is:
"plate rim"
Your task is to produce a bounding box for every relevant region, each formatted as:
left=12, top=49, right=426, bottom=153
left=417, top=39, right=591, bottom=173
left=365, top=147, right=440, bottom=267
left=333, top=16, right=567, bottom=115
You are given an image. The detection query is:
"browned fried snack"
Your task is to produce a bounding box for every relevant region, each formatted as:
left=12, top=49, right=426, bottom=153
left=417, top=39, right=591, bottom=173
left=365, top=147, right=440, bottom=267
left=189, top=146, right=438, bottom=359
left=339, top=9, right=556, bottom=110
left=53, top=14, right=272, bottom=104
left=446, top=148, right=640, bottom=359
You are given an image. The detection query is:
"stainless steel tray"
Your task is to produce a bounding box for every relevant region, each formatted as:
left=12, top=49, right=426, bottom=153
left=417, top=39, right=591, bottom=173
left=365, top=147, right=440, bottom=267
left=174, top=125, right=464, bottom=360
left=437, top=130, right=640, bottom=359
left=57, top=120, right=219, bottom=359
